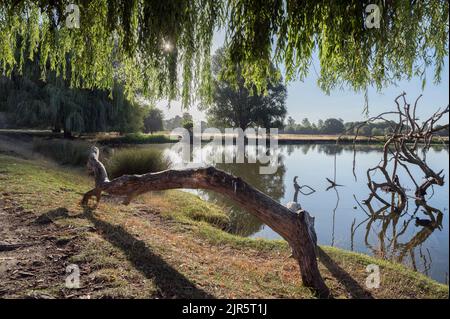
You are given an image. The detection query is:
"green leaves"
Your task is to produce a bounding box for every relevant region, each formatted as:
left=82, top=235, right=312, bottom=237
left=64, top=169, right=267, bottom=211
left=0, top=0, right=448, bottom=108
left=226, top=0, right=449, bottom=95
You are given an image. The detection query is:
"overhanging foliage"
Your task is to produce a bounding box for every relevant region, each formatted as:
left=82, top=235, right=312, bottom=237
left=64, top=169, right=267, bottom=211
left=0, top=0, right=448, bottom=107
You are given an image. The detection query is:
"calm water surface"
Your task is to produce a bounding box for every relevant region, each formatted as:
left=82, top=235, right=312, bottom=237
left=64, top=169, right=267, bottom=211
left=151, top=143, right=449, bottom=284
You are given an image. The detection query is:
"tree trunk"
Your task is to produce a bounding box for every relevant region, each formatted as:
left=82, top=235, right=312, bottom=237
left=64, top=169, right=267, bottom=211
left=82, top=147, right=330, bottom=297
left=63, top=126, right=73, bottom=139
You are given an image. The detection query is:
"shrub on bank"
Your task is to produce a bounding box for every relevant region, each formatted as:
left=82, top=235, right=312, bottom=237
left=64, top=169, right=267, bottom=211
left=105, top=147, right=170, bottom=178
left=99, top=133, right=174, bottom=145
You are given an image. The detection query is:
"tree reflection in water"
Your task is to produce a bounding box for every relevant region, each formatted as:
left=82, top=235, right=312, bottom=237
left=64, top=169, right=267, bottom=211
left=326, top=151, right=343, bottom=247
left=203, top=141, right=445, bottom=278
left=162, top=137, right=448, bottom=281
left=359, top=199, right=443, bottom=274
left=197, top=145, right=287, bottom=236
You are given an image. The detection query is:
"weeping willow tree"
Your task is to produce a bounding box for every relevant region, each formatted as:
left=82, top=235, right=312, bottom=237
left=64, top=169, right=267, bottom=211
left=0, top=1, right=448, bottom=107
left=0, top=55, right=146, bottom=136
left=0, top=0, right=219, bottom=107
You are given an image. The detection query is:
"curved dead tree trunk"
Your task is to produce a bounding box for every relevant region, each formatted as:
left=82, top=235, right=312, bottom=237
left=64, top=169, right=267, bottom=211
left=82, top=147, right=330, bottom=298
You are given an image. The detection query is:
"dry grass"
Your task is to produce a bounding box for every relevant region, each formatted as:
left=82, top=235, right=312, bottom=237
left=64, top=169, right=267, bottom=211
left=0, top=153, right=448, bottom=299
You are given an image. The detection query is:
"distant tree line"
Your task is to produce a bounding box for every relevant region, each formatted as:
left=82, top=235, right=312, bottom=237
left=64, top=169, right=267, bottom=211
left=283, top=117, right=346, bottom=135
left=283, top=117, right=449, bottom=136
left=163, top=113, right=193, bottom=131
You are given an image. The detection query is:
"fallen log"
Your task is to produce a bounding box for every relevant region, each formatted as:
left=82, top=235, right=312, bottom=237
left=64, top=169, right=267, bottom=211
left=82, top=147, right=330, bottom=297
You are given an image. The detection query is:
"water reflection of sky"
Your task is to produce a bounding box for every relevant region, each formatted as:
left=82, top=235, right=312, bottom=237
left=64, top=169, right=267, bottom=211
left=159, top=143, right=449, bottom=284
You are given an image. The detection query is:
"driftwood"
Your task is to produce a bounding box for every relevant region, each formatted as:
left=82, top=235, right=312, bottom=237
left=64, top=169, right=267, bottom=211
left=82, top=147, right=330, bottom=297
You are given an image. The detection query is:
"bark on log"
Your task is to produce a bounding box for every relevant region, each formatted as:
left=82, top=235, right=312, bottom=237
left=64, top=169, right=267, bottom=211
left=82, top=147, right=330, bottom=297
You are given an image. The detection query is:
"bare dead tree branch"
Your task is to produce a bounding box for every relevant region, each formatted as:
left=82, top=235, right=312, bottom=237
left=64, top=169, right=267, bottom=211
left=82, top=147, right=330, bottom=297
left=349, top=93, right=448, bottom=212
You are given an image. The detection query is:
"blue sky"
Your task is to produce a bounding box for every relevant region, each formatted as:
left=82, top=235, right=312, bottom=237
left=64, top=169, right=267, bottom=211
left=157, top=30, right=449, bottom=125
left=284, top=56, right=449, bottom=123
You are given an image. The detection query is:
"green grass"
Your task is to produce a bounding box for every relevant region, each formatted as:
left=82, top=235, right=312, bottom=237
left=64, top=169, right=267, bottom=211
left=154, top=191, right=231, bottom=228
left=105, top=147, right=171, bottom=178
left=98, top=133, right=174, bottom=145
left=0, top=154, right=89, bottom=209
left=140, top=190, right=286, bottom=252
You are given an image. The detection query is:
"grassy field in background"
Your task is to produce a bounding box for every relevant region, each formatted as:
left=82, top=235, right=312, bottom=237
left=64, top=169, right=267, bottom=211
left=1, top=129, right=448, bottom=146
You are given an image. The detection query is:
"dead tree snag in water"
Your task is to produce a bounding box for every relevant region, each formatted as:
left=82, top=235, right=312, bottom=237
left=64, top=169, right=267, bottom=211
left=82, top=147, right=330, bottom=297
left=342, top=93, right=448, bottom=214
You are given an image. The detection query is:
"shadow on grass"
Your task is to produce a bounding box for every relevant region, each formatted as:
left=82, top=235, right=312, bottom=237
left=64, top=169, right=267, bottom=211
left=317, top=247, right=374, bottom=299
left=84, top=208, right=215, bottom=299
left=42, top=207, right=214, bottom=298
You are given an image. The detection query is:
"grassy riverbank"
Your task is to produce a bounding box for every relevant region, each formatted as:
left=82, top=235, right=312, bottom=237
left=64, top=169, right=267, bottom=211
left=1, top=129, right=448, bottom=146
left=0, top=150, right=448, bottom=299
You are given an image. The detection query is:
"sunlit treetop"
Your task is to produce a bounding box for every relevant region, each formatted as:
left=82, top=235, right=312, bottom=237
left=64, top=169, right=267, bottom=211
left=0, top=0, right=448, bottom=107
